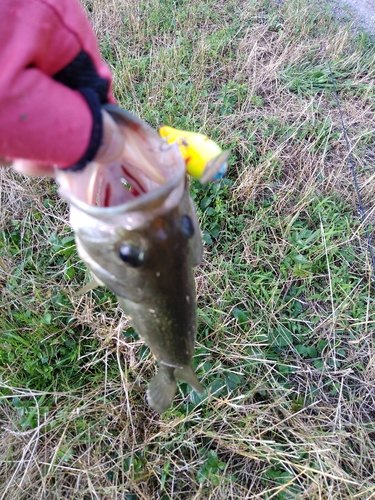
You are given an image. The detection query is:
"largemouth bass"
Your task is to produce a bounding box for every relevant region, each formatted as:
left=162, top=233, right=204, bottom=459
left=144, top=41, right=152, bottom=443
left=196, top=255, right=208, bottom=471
left=56, top=105, right=204, bottom=413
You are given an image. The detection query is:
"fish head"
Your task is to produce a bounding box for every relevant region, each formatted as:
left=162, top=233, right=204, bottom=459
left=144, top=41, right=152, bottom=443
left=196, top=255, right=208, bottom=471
left=56, top=107, right=203, bottom=302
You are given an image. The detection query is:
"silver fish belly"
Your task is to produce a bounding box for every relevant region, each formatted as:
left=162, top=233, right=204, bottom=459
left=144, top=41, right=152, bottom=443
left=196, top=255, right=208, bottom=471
left=56, top=106, right=204, bottom=413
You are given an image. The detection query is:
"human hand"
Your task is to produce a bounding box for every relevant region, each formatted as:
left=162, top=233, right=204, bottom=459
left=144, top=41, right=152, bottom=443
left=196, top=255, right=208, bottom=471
left=4, top=110, right=124, bottom=177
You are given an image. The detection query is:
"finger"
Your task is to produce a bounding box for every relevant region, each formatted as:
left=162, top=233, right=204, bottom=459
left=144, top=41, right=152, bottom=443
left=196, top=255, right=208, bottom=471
left=12, top=159, right=56, bottom=177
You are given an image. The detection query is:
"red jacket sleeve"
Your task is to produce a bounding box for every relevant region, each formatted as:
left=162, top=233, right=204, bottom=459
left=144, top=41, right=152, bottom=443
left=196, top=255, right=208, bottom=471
left=0, top=0, right=115, bottom=168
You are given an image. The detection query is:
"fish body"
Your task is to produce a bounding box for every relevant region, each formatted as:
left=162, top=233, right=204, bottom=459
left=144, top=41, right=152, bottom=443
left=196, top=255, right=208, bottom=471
left=159, top=125, right=229, bottom=183
left=56, top=105, right=204, bottom=413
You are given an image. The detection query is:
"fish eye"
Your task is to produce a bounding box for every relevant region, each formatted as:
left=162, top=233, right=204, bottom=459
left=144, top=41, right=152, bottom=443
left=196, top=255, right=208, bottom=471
left=181, top=215, right=194, bottom=239
left=119, top=244, right=144, bottom=267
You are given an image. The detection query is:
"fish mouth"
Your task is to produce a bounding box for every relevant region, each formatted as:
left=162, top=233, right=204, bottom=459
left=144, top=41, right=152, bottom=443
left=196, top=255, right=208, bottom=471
left=55, top=106, right=186, bottom=219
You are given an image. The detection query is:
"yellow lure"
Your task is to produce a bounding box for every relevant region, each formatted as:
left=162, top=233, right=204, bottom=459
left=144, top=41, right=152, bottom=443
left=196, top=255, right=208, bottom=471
left=159, top=125, right=229, bottom=183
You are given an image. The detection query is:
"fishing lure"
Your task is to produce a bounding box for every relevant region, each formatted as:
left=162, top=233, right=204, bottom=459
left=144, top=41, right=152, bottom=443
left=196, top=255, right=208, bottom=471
left=159, top=125, right=229, bottom=183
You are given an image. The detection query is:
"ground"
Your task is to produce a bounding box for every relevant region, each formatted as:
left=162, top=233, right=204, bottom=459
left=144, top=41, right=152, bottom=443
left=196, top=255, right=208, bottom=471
left=1, top=0, right=375, bottom=499
left=333, top=0, right=375, bottom=34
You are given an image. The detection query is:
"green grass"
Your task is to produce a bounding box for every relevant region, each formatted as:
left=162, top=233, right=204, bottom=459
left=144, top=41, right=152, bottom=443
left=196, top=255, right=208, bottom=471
left=1, top=0, right=375, bottom=498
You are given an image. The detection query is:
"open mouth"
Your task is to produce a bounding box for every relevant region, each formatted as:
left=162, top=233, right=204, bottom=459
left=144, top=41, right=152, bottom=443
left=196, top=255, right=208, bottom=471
left=56, top=114, right=185, bottom=210
left=85, top=159, right=167, bottom=208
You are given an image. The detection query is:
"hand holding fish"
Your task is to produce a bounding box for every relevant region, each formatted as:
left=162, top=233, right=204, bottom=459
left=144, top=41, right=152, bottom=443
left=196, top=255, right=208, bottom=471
left=0, top=0, right=229, bottom=413
left=0, top=0, right=117, bottom=176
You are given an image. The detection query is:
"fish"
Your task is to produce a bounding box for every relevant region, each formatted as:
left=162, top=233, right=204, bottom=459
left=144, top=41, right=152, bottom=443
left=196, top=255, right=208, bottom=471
left=56, top=105, right=204, bottom=413
left=159, top=125, right=229, bottom=183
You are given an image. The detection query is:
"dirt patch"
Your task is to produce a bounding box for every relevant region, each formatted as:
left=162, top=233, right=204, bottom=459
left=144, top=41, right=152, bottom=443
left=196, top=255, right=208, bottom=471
left=332, top=0, right=375, bottom=35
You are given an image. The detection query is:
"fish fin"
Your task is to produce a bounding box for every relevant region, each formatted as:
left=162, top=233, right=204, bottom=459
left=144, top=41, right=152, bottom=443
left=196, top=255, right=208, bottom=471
left=200, top=150, right=230, bottom=184
left=147, top=366, right=177, bottom=413
left=73, top=279, right=100, bottom=296
left=174, top=365, right=204, bottom=393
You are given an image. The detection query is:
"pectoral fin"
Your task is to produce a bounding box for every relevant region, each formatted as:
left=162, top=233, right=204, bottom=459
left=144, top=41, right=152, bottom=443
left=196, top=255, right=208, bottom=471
left=74, top=279, right=100, bottom=296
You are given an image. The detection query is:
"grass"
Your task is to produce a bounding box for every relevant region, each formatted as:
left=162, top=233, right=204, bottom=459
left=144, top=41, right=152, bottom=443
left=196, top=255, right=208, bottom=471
left=1, top=0, right=375, bottom=497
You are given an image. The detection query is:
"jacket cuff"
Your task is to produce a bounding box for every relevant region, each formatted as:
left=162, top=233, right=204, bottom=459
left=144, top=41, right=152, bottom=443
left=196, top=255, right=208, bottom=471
left=63, top=87, right=103, bottom=171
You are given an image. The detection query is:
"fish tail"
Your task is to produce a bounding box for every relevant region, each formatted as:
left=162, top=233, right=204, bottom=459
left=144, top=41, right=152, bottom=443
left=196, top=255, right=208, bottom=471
left=147, top=366, right=177, bottom=413
left=174, top=365, right=204, bottom=394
